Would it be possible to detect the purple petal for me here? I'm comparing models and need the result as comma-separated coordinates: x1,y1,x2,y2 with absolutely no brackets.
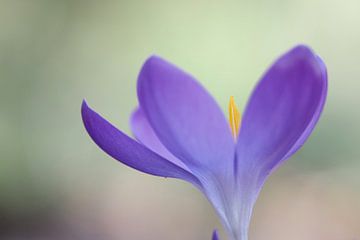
130,107,189,170
81,100,201,186
137,56,234,172
281,55,328,161
236,45,327,180
212,230,219,240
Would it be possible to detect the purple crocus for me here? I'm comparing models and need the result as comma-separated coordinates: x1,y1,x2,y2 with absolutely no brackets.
81,45,327,240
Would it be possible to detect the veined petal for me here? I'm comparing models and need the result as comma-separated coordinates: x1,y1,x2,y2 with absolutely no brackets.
281,55,328,161
137,56,234,172
81,100,201,186
236,45,327,181
130,107,189,171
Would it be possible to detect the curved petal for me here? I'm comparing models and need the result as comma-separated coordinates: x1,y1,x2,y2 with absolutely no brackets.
236,45,327,179
81,100,201,186
212,230,219,240
281,55,328,161
137,56,234,172
130,107,189,170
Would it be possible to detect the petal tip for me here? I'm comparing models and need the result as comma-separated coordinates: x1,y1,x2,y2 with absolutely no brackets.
81,99,91,119
81,99,88,109
81,99,97,132
289,44,315,59
139,55,166,86
275,44,324,78
292,44,312,51
144,55,165,68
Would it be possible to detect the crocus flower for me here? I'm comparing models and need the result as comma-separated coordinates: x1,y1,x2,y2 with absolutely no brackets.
81,45,327,240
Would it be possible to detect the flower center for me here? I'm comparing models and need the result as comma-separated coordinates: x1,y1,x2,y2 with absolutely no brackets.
228,96,241,140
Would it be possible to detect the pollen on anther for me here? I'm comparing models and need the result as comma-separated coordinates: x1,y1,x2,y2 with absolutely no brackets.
228,96,241,140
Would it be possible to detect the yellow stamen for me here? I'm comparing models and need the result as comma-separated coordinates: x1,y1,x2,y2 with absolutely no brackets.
228,96,241,140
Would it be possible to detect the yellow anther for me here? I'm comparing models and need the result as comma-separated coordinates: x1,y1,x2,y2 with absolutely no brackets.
228,96,241,140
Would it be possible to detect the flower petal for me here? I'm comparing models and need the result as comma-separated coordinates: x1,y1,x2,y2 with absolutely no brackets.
281,55,328,161
236,45,327,179
130,107,189,170
212,230,219,240
81,100,201,186
137,56,234,172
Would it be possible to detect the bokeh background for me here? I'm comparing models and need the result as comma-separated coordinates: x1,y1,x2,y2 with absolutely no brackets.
1,0,360,239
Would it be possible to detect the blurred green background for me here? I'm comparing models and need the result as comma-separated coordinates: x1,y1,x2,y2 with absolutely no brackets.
1,0,359,239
